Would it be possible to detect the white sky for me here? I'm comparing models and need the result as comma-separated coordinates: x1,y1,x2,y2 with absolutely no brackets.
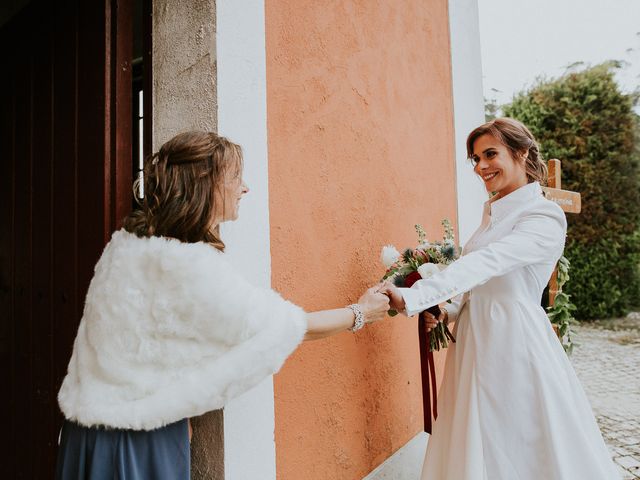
478,0,640,107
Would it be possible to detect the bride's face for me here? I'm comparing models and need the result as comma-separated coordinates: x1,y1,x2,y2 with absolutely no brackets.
471,133,528,197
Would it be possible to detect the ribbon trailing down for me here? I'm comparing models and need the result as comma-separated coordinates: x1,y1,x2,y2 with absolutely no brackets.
418,305,455,434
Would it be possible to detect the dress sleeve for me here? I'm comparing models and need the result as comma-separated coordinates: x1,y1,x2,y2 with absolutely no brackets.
399,203,567,317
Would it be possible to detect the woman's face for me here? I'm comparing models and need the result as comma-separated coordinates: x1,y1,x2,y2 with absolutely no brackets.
213,166,249,225
471,133,528,197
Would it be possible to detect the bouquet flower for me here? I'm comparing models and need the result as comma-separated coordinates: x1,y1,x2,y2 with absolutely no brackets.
380,220,460,351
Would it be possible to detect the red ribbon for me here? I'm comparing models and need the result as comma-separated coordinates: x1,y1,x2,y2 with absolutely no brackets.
418,309,440,434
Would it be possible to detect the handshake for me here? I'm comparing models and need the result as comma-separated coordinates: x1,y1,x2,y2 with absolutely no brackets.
355,281,442,332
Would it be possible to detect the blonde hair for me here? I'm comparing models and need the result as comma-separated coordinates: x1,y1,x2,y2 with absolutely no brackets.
466,117,547,185
123,131,243,251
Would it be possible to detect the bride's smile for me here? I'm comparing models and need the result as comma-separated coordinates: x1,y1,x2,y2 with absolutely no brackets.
471,133,529,198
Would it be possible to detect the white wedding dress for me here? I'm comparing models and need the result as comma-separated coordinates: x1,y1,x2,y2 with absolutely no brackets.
400,182,619,480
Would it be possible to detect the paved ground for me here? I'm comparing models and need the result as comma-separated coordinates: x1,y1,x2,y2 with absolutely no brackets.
570,312,640,480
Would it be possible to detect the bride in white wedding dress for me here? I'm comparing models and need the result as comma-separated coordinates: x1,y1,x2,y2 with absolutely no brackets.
381,118,619,480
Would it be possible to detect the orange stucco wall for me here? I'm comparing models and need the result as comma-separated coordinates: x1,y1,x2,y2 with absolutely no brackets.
265,2,457,479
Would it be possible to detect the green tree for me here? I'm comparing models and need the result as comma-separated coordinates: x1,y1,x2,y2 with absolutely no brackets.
484,96,499,122
504,63,640,319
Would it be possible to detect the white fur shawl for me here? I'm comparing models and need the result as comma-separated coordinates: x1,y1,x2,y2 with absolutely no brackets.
58,230,307,430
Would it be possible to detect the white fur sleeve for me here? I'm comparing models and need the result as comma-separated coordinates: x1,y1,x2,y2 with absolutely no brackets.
185,249,308,402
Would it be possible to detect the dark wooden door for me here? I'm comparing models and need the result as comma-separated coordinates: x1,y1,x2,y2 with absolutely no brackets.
0,0,132,477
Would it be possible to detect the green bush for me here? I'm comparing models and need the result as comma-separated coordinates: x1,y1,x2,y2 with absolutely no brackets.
503,63,640,319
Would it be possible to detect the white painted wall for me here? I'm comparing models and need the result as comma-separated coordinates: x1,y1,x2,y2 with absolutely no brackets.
448,0,487,245
216,1,276,479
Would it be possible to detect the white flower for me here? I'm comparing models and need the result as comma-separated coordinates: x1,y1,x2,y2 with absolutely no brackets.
418,262,440,279
381,245,401,268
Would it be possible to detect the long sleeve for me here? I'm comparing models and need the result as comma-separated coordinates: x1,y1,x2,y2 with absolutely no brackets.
400,202,567,317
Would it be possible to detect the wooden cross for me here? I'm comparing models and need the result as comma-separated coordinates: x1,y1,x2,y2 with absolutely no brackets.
542,159,581,308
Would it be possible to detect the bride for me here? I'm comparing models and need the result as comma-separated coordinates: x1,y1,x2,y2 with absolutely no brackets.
381,118,619,479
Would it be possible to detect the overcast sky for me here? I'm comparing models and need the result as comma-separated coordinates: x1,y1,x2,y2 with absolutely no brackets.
478,0,640,108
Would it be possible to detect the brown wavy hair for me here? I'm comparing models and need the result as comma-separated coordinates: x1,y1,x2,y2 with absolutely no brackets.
466,117,547,185
123,131,243,251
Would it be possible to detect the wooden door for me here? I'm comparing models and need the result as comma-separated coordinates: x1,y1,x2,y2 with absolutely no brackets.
0,0,132,476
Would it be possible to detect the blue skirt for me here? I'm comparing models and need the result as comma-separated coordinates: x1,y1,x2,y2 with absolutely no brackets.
55,419,190,480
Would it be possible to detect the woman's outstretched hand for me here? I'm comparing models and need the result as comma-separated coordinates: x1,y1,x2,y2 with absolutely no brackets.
377,281,406,312
357,287,391,324
303,287,390,341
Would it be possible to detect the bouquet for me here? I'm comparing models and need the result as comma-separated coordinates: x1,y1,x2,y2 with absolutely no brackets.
380,220,461,434
380,220,460,351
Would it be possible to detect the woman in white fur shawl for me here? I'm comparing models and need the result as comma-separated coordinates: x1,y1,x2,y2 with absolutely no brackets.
55,131,390,479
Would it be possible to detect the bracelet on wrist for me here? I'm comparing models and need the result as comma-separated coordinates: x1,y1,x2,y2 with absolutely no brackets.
347,304,365,332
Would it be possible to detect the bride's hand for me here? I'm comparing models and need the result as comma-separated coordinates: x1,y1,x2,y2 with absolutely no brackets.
376,281,405,312
357,288,391,324
423,310,443,331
